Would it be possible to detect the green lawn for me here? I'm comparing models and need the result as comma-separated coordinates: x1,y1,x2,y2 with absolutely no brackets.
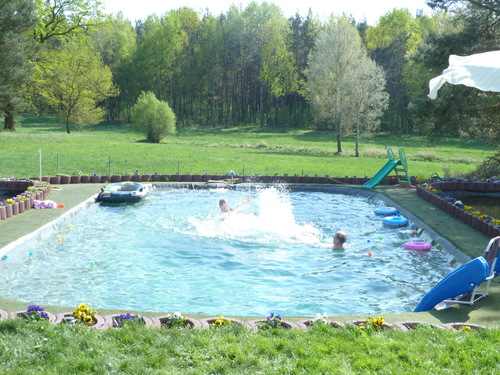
0,318,499,374
0,115,495,179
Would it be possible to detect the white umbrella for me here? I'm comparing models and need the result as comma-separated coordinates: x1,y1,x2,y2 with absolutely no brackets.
428,50,500,99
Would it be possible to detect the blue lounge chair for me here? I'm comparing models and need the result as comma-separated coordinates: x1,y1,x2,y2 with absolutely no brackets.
414,236,499,312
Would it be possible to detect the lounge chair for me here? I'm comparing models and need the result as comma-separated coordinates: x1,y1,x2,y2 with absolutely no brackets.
443,236,500,306
414,236,499,312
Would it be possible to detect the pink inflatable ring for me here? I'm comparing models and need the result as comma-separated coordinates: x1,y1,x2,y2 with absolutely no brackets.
403,241,432,251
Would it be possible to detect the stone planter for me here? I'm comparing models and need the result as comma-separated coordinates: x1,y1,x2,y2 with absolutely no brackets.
104,314,156,328
70,176,81,184
49,176,61,184
151,315,207,329
18,201,25,214
0,206,6,220
11,310,57,324
393,321,445,331
181,175,192,182
25,198,34,210
110,175,122,182
80,176,91,183
11,202,20,215
131,175,142,182
348,319,395,331
199,317,253,330
141,174,151,182
0,309,9,320
121,175,131,181
443,322,484,331
59,176,71,184
55,312,107,329
296,319,344,330
90,175,101,183
247,319,301,332
5,204,13,218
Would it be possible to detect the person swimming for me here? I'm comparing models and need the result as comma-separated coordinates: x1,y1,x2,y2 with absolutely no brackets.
333,231,346,249
219,195,253,218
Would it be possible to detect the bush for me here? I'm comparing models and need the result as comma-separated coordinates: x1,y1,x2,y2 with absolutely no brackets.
132,91,176,143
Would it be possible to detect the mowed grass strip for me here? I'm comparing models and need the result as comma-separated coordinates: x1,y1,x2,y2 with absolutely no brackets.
0,115,494,178
0,319,499,374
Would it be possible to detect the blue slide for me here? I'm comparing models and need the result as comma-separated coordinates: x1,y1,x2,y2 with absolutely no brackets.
413,257,489,312
361,159,401,189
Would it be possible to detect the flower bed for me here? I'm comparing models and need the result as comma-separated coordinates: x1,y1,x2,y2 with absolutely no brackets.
151,313,207,329
104,313,155,328
0,180,50,221
417,182,500,238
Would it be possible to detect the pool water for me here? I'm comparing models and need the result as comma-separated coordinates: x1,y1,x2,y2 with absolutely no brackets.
0,187,455,316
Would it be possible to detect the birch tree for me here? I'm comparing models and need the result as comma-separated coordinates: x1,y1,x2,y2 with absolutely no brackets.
306,17,388,154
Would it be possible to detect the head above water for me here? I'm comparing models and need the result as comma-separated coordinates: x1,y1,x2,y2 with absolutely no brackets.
333,231,346,249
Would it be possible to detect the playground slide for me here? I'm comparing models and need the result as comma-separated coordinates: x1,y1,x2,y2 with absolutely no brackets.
413,257,489,312
361,160,401,189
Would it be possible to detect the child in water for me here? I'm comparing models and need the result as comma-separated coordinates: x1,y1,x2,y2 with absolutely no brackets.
219,195,253,217
333,231,346,249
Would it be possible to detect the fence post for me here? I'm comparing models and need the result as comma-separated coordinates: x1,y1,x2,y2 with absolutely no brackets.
56,153,59,175
108,157,111,174
38,149,42,179
178,161,180,174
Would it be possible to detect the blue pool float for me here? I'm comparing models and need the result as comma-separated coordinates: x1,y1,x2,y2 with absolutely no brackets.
373,207,398,216
382,216,408,227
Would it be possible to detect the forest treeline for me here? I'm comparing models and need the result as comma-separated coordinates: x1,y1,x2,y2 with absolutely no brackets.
0,0,498,144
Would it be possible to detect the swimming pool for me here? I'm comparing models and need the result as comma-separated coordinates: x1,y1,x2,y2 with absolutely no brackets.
0,186,455,316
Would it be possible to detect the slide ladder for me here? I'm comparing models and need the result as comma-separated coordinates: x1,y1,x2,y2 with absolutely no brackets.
394,148,411,186
361,147,412,189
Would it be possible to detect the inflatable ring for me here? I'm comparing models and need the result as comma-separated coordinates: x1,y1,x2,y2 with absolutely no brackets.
374,207,398,216
382,216,408,227
403,242,432,251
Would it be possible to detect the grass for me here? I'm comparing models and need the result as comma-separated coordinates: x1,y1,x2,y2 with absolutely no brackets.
2,115,499,372
1,319,499,374
0,115,496,179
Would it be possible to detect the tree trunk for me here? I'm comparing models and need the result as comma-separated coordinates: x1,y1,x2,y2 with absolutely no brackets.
3,103,15,131
355,123,360,157
336,133,342,153
259,85,264,127
66,118,71,133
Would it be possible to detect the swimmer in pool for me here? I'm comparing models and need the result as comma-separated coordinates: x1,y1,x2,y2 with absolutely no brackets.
219,195,253,214
333,231,346,249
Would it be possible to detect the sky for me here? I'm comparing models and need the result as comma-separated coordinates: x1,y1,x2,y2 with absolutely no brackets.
102,0,433,25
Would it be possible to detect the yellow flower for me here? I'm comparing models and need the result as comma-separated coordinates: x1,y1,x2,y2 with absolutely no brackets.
215,318,222,326
464,206,473,211
372,317,384,327
6,199,14,204
77,303,87,311
461,326,472,334
83,315,93,324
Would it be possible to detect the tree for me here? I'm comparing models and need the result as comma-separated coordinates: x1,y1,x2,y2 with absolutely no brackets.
132,91,176,143
0,0,35,130
35,39,118,133
34,0,105,43
306,17,388,153
413,1,499,140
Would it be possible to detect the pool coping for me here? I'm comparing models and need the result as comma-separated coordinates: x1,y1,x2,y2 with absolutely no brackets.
1,182,499,327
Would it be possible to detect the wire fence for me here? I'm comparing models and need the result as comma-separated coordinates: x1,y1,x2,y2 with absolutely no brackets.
0,154,276,179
